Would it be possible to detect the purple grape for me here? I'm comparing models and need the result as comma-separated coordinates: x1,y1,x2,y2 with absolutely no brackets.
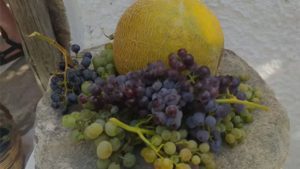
205,116,217,128
205,100,217,112
82,69,93,80
196,130,210,142
152,81,162,91
67,93,78,104
192,112,205,125
177,48,187,58
198,91,211,104
153,112,167,124
51,93,61,102
165,105,178,118
83,52,92,59
215,104,231,118
51,102,60,109
164,93,180,106
182,54,194,67
71,44,80,53
182,92,194,102
186,117,198,129
210,139,222,153
236,91,247,100
81,57,91,68
163,79,176,89
196,66,210,78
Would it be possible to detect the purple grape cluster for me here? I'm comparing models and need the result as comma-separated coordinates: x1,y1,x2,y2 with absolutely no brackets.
50,44,98,113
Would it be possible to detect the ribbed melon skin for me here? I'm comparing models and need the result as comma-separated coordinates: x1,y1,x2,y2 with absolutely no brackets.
113,0,224,74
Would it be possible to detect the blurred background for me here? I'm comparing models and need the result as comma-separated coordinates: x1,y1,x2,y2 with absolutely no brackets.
63,0,299,168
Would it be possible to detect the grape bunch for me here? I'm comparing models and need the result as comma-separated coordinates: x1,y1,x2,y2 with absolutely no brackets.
140,126,217,169
57,46,267,169
93,44,116,79
50,44,118,114
63,108,140,169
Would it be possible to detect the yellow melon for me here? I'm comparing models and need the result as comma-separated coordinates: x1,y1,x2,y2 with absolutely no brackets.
113,0,224,74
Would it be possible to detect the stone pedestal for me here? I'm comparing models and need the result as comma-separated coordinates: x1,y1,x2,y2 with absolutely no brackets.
34,49,290,169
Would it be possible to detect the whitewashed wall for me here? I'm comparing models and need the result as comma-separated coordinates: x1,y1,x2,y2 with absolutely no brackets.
63,0,300,168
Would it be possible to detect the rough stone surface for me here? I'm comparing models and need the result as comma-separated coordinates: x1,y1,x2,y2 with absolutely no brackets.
35,49,290,169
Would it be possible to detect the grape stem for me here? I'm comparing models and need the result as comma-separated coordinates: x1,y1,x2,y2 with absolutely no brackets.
29,32,73,97
109,118,163,158
216,97,269,111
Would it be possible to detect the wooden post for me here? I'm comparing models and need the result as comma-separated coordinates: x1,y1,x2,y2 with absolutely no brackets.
6,0,64,91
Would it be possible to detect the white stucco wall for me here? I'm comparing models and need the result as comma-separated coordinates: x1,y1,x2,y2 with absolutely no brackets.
63,0,300,168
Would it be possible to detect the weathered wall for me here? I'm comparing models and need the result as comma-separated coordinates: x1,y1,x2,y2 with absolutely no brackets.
63,1,300,168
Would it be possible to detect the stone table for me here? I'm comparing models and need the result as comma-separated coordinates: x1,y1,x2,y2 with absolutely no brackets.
34,49,290,169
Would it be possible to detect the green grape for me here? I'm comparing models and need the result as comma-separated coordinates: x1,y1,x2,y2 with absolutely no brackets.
84,123,103,139
179,148,192,162
233,115,242,123
110,137,121,152
253,89,262,98
161,130,172,141
94,134,109,146
122,153,136,168
176,163,191,169
97,141,113,160
225,133,236,145
163,142,176,155
93,54,108,68
191,155,201,165
224,121,234,132
231,128,242,140
239,74,250,82
238,83,249,93
105,43,113,50
200,154,212,165
62,115,76,128
81,81,92,95
107,162,120,169
71,130,84,141
105,50,114,63
223,112,235,122
205,160,216,169
151,135,163,146
216,123,226,132
97,67,106,75
245,90,253,100
105,121,121,137
154,158,173,169
156,126,166,134
236,123,244,129
170,155,180,163
170,131,181,142
96,159,110,169
82,102,95,110
239,129,246,141
241,112,254,123
95,118,106,127
105,63,115,74
199,143,210,153
251,97,260,103
179,129,188,139
71,111,81,120
141,147,157,163
186,140,198,152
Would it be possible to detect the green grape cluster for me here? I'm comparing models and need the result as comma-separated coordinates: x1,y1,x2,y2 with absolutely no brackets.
139,126,217,169
93,44,116,79
63,107,139,169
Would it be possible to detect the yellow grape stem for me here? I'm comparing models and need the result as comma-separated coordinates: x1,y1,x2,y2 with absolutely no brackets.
29,32,73,96
109,118,163,158
216,98,269,111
